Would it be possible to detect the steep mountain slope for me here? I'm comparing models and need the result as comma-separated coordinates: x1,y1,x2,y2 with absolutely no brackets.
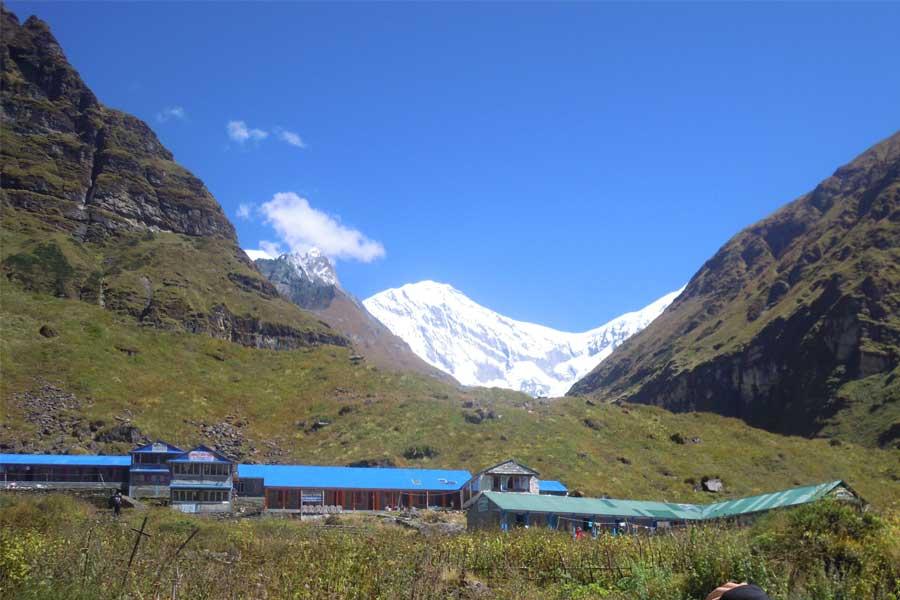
254,251,453,380
0,8,343,349
364,281,683,396
570,132,900,448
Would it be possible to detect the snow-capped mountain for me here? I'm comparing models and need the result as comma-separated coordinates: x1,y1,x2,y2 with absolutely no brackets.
252,248,339,310
363,282,684,397
285,248,338,287
249,249,454,381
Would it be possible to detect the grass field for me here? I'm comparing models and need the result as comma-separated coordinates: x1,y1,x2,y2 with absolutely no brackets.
2,281,899,510
0,494,897,599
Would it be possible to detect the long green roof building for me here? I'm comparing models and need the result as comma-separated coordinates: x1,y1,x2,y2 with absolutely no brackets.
467,478,862,532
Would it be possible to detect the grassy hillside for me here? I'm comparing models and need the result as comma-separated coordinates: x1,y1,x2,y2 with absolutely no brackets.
571,131,900,448
1,8,343,350
2,280,898,509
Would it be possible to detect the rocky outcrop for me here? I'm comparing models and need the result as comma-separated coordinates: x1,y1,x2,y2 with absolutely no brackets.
1,9,234,240
1,8,347,351
570,132,900,446
254,251,455,380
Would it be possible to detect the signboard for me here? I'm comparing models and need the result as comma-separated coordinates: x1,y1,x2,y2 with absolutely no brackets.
187,451,216,462
151,443,168,453
301,491,324,504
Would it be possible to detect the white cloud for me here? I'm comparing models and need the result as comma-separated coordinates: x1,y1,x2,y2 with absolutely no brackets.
244,248,273,261
259,240,282,257
227,120,268,143
156,106,186,123
260,192,385,263
243,240,282,261
276,128,306,148
236,203,253,219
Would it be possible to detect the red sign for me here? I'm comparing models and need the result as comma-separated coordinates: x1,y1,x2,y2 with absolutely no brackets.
187,451,216,462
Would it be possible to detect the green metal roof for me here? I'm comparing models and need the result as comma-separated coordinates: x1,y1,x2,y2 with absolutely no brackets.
481,492,706,521
480,480,850,522
700,480,845,519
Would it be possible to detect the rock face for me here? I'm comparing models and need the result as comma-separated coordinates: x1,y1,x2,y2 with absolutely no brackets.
1,8,346,351
570,132,900,447
1,11,233,240
254,250,454,380
256,249,339,310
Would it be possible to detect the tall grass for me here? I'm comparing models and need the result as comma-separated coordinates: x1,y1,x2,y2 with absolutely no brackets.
1,494,897,599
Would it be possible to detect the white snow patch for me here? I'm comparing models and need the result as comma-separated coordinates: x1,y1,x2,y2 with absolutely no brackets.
363,281,684,397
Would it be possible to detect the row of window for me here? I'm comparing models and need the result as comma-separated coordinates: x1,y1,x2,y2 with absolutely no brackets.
131,473,168,485
171,490,229,503
170,462,231,477
132,453,172,465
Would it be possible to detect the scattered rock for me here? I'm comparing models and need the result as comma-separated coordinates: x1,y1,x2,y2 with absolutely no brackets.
402,445,439,460
585,399,596,407
583,418,603,431
617,456,631,465
39,325,58,338
701,477,724,493
115,345,139,356
306,419,331,433
196,421,247,459
463,411,483,425
95,423,143,444
462,407,499,425
690,436,702,444
670,432,686,445
338,405,354,416
346,458,396,468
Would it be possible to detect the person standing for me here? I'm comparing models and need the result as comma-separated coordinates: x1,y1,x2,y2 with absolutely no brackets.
112,491,122,517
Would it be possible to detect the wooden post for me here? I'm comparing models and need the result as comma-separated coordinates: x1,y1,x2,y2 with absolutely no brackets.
121,516,151,590
425,491,429,509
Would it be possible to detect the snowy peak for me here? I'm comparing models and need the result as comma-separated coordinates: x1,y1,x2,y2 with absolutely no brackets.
363,282,684,397
285,248,339,287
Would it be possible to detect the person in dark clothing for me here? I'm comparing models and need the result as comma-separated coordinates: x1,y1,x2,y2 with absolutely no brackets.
706,582,770,600
112,491,122,517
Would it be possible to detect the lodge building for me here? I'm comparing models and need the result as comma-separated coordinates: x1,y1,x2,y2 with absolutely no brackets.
0,448,860,526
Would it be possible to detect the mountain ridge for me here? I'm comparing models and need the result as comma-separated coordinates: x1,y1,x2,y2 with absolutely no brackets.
254,251,454,380
364,280,682,396
569,131,900,447
1,7,346,351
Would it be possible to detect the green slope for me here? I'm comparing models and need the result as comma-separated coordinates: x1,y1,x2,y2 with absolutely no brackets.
571,132,900,448
2,281,897,510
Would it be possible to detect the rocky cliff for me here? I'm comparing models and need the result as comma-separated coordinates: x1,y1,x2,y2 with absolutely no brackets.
0,8,346,350
255,250,454,380
570,132,900,447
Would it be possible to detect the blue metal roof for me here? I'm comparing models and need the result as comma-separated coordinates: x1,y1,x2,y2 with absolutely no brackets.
169,445,232,464
539,480,568,493
0,453,130,467
238,464,472,491
131,441,184,454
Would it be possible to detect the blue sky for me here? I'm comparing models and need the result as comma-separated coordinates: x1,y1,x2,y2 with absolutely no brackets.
10,2,900,331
